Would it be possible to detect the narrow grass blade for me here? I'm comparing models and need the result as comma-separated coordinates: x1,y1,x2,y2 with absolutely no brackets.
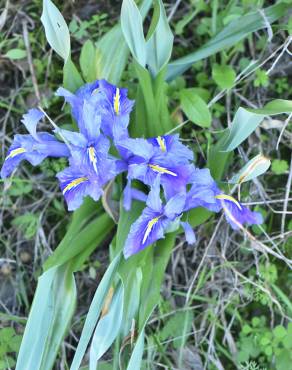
16,264,76,370
70,252,122,370
166,3,288,80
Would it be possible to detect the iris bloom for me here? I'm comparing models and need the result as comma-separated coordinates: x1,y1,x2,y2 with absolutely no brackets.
118,135,194,208
185,168,263,230
57,158,116,211
56,79,134,141
214,194,263,230
1,109,69,178
124,177,195,258
55,98,113,176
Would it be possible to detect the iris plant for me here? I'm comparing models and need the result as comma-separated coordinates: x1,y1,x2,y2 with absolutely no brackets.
1,80,263,258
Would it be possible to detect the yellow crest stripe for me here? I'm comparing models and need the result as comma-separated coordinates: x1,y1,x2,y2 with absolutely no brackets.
142,217,160,244
114,88,120,115
6,147,26,160
215,194,242,210
156,136,166,152
63,177,88,195
149,164,177,177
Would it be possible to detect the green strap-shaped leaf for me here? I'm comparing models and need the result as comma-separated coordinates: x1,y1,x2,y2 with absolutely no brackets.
221,107,265,152
16,264,76,370
229,154,271,184
44,212,114,270
146,0,174,76
41,0,71,61
89,282,124,370
126,328,145,370
219,100,292,152
95,0,152,84
247,99,292,115
166,3,288,81
121,0,147,67
70,252,122,370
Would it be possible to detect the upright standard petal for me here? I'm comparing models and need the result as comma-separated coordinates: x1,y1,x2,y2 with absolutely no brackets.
148,134,193,163
185,168,222,212
181,221,196,244
21,108,44,140
98,80,134,140
146,176,162,212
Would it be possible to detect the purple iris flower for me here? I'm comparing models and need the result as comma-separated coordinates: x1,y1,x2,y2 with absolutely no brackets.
147,134,193,164
185,168,263,230
124,177,194,258
98,80,134,141
56,157,116,211
185,168,222,213
56,79,134,141
55,98,113,176
1,109,69,178
117,136,194,209
214,194,263,230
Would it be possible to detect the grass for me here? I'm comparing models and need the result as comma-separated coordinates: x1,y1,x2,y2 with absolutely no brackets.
0,0,291,369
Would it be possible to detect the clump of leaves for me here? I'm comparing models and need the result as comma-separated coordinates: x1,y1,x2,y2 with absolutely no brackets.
0,327,22,370
237,318,292,370
271,159,289,175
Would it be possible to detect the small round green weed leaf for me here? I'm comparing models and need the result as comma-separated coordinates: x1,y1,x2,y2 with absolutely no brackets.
212,64,236,89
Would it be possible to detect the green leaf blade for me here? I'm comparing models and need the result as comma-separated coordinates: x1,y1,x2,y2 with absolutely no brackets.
180,89,211,128
41,0,71,61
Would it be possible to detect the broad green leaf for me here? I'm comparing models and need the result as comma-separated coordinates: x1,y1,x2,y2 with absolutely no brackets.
139,233,176,328
229,154,271,184
248,99,292,115
89,282,124,370
185,207,212,229
63,58,84,92
4,49,26,60
121,0,146,67
221,107,265,151
44,212,113,270
16,264,76,370
41,0,71,61
120,268,143,337
80,40,96,82
146,0,174,76
212,64,236,89
127,329,145,370
95,0,152,84
166,3,288,80
180,89,211,128
207,130,233,180
95,25,129,84
70,252,122,370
